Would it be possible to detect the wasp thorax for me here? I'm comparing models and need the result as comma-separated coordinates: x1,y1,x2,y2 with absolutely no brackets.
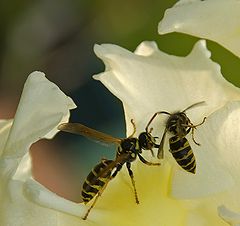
138,132,156,150
166,112,189,136
120,138,139,153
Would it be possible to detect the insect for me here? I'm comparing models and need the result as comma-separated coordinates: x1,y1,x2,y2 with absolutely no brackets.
58,119,160,220
146,101,206,174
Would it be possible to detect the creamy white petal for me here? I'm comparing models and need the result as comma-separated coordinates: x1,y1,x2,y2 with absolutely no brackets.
158,0,240,58
1,177,90,226
171,101,240,200
218,205,240,226
93,41,240,206
2,71,76,158
134,41,159,56
0,72,82,226
94,40,240,135
0,120,12,156
23,179,87,217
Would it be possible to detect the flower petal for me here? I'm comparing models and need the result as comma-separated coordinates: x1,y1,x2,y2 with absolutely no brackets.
218,205,240,226
94,40,240,136
171,101,240,199
23,178,87,218
2,71,76,158
1,177,88,226
94,41,240,206
158,0,240,58
0,120,12,156
0,72,83,226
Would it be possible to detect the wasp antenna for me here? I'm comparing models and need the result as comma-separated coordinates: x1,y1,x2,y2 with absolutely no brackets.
146,111,170,132
183,101,206,112
129,119,136,137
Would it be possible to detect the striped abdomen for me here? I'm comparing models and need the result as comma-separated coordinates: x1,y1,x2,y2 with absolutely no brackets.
81,159,114,203
169,135,196,174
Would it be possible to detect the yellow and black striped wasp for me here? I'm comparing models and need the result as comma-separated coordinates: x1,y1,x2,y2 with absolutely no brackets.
146,102,206,174
58,119,160,220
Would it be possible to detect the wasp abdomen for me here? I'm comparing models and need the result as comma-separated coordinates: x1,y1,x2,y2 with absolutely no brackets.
169,136,196,174
82,159,114,203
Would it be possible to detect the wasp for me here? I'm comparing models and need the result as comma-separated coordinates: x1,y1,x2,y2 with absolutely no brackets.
146,101,206,174
58,119,160,220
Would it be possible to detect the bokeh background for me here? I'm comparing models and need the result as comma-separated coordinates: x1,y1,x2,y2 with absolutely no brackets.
1,0,240,202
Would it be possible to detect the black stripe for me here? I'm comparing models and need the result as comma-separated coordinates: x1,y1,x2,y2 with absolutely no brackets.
169,136,187,151
92,159,113,174
176,154,194,166
182,160,196,173
171,146,192,159
86,171,97,183
83,184,99,194
82,191,94,202
82,179,103,190
94,178,106,186
86,161,113,182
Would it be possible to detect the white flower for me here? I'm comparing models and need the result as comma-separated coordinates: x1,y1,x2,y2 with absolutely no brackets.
92,39,240,225
2,1,240,225
0,71,94,226
157,0,240,224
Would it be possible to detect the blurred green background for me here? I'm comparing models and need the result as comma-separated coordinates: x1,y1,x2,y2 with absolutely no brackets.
1,0,240,202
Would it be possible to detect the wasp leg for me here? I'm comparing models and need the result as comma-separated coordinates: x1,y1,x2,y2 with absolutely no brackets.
150,149,155,157
191,127,200,146
194,116,207,127
182,117,207,146
138,154,161,166
126,162,139,204
111,163,122,178
128,119,137,138
191,117,206,145
82,178,111,220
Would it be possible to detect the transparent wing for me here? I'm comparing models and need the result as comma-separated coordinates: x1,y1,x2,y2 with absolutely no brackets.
157,128,167,159
58,123,122,144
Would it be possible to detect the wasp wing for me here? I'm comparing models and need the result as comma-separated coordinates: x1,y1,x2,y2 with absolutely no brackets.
58,123,122,145
157,128,167,159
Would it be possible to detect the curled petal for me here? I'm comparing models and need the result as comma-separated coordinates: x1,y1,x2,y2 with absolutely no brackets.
2,71,76,159
23,178,87,217
158,0,240,58
0,72,80,226
218,205,240,226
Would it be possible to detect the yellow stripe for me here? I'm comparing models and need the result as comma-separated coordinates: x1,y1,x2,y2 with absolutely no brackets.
175,150,193,161
180,156,195,167
82,191,97,197
99,177,110,183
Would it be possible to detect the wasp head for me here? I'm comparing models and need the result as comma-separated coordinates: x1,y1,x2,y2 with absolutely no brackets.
138,132,158,150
